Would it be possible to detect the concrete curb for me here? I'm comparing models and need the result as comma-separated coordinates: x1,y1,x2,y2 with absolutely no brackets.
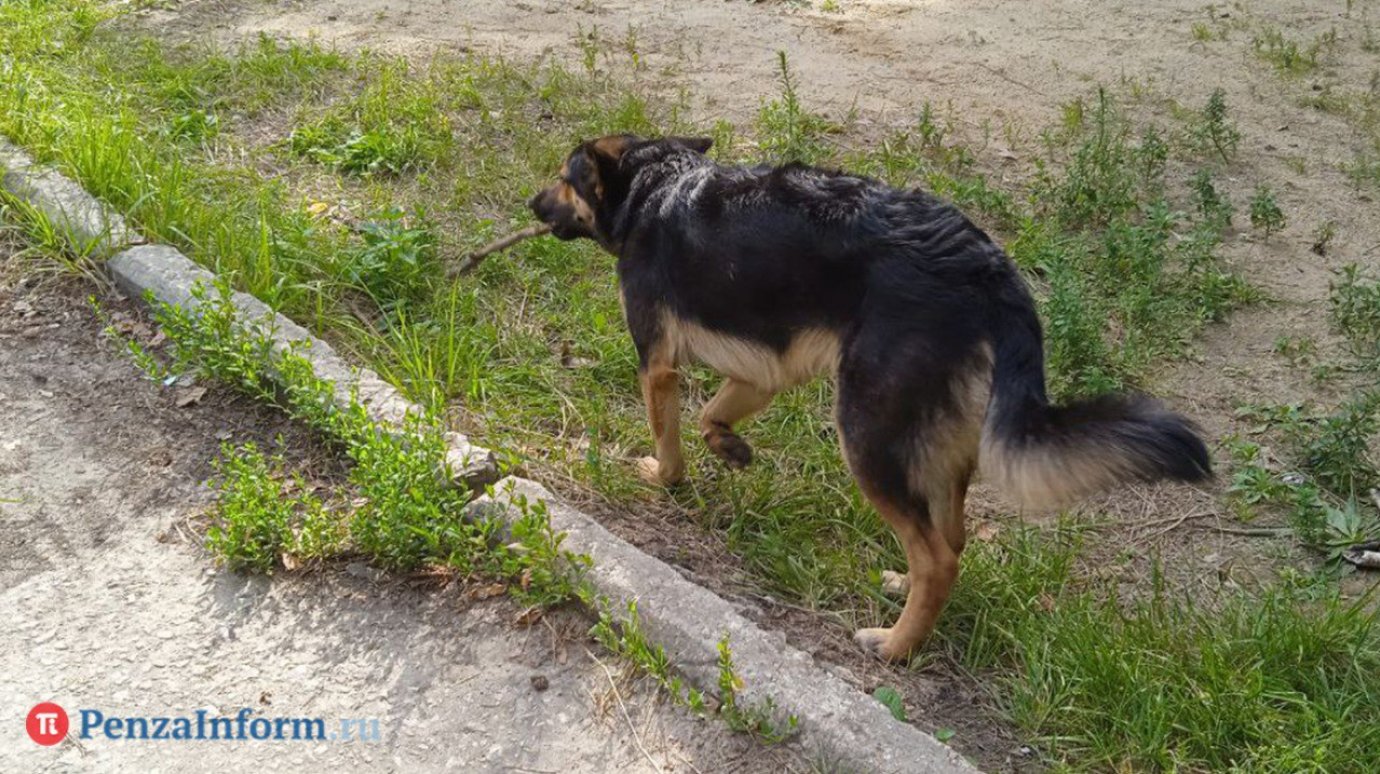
103,244,501,491
0,138,143,257
478,478,977,773
1,137,977,773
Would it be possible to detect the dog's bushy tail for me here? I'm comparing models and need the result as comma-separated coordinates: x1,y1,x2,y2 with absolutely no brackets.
979,279,1211,510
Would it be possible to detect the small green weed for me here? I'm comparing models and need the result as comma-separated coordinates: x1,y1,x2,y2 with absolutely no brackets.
205,442,339,572
335,209,437,310
1331,264,1380,369
871,685,906,722
716,636,799,743
589,597,708,715
1187,89,1240,162
1252,27,1320,75
1248,185,1286,236
756,50,835,164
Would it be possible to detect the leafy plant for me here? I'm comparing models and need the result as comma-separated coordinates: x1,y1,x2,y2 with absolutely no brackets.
335,209,437,309
1249,185,1286,236
1189,89,1241,162
716,636,798,743
1331,264,1380,369
205,442,307,572
756,50,834,164
872,685,906,722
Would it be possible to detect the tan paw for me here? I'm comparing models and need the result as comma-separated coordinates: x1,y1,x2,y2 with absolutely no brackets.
636,456,684,486
880,570,910,596
853,626,912,663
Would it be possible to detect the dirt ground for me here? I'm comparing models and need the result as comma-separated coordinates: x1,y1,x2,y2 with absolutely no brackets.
0,253,796,772
123,0,1380,769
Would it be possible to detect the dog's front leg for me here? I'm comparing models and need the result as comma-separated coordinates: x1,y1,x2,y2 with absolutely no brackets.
637,362,685,486
700,378,773,469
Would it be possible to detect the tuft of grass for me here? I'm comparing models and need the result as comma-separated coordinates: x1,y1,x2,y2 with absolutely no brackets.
288,59,453,175
1248,185,1286,236
756,50,836,164
1252,26,1321,75
1331,264,1380,369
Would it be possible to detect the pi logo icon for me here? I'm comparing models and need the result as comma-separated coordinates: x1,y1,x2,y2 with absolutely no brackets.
26,702,69,746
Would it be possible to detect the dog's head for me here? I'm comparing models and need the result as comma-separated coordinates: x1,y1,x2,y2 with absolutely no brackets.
528,134,713,243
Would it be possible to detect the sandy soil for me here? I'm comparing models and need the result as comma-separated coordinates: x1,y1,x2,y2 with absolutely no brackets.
0,263,794,772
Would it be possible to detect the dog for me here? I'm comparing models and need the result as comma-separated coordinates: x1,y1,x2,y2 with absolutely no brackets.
529,134,1211,662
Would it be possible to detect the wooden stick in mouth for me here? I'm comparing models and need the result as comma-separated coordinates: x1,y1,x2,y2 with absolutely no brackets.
446,223,552,278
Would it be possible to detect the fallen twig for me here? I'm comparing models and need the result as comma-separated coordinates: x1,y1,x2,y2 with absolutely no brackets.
1342,542,1380,570
446,223,552,278
1196,524,1293,538
1135,509,1220,541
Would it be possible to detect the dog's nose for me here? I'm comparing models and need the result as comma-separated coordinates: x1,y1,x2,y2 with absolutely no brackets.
527,192,543,213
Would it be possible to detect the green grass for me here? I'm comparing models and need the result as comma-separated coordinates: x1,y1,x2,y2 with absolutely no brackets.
1252,27,1324,76
944,527,1380,772
3,2,1378,770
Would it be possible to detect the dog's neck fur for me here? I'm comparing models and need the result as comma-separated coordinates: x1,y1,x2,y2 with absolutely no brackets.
602,146,720,252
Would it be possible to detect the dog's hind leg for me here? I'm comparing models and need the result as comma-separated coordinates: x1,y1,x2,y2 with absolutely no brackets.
637,360,686,486
836,320,986,661
699,378,773,469
851,490,959,662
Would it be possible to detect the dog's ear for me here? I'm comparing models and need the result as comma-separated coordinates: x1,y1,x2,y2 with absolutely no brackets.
589,134,637,162
584,134,640,198
669,136,713,154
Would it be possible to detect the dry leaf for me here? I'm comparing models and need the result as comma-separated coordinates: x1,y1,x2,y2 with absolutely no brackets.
176,386,208,407
974,522,1000,542
514,606,544,627
470,582,506,600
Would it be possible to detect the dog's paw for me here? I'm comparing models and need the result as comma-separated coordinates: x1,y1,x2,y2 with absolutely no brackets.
880,570,909,596
706,431,753,469
636,456,684,487
853,627,912,663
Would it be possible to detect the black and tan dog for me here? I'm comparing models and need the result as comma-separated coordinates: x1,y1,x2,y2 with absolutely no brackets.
529,135,1211,662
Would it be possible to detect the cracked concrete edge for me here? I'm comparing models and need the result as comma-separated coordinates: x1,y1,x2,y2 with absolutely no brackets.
0,136,144,258
103,244,500,490
3,134,976,773
474,477,979,774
